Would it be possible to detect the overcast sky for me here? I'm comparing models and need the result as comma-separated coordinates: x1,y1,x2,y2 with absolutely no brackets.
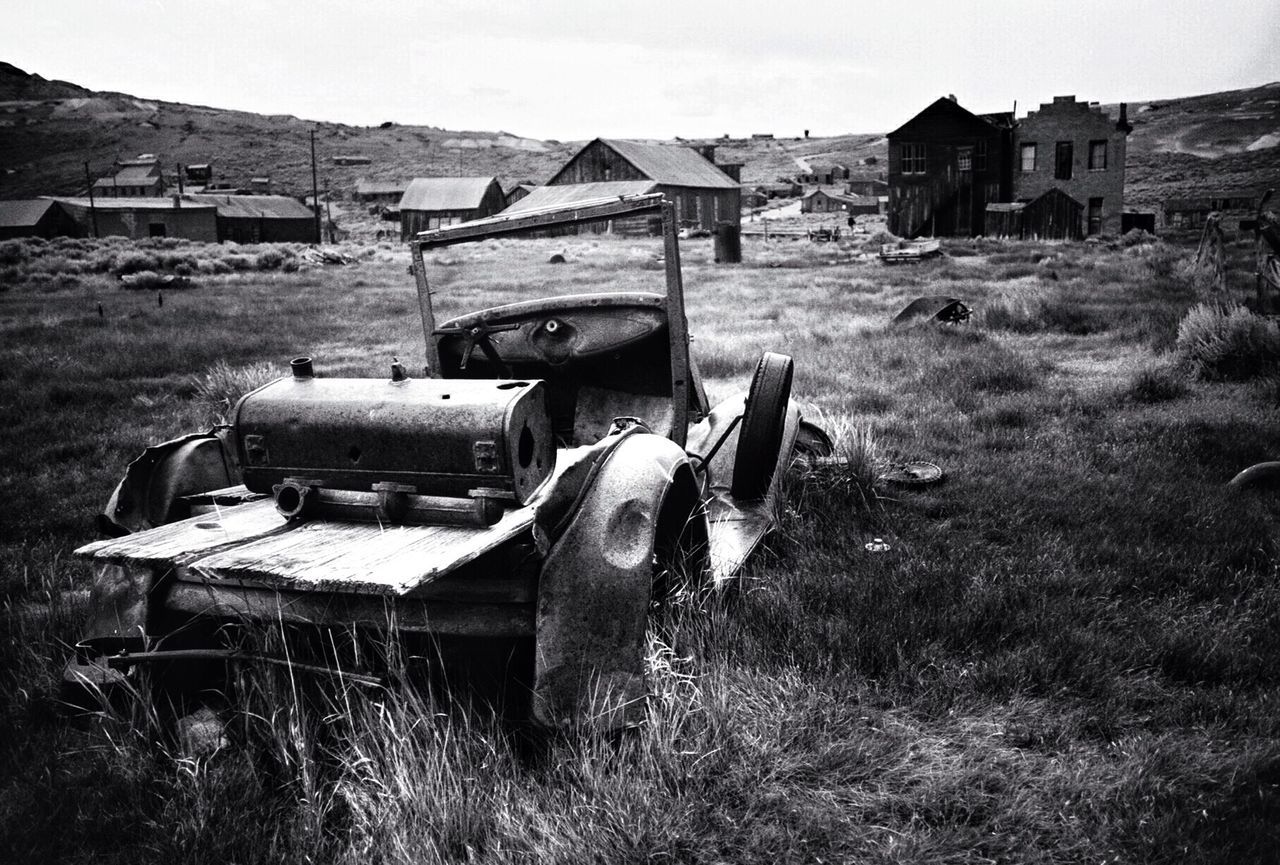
6,1,1278,140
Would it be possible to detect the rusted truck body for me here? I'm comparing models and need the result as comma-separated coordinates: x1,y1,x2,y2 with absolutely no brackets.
68,194,827,728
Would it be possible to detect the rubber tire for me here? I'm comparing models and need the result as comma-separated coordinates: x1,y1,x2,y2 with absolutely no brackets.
731,352,794,500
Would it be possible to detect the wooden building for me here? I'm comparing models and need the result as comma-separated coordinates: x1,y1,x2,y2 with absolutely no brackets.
545,138,740,231
800,188,878,215
503,183,538,208
846,179,888,197
1163,191,1258,230
985,188,1083,240
1013,96,1131,236
354,179,408,205
185,194,317,243
887,97,1014,238
0,199,77,240
92,164,165,198
398,177,506,239
55,197,218,241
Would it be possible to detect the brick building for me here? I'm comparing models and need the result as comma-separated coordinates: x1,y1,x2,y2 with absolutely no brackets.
1012,96,1131,236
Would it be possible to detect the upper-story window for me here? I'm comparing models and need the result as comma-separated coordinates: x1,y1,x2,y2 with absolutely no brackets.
900,143,926,174
1020,142,1037,172
1055,141,1074,180
1088,140,1108,170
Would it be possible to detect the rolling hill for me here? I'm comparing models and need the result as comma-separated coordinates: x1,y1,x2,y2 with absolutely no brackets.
2,61,1277,214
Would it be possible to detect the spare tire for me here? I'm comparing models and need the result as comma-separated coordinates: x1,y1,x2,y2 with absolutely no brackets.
731,352,794,500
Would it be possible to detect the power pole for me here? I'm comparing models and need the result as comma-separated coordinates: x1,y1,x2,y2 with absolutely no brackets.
83,162,99,238
310,127,321,244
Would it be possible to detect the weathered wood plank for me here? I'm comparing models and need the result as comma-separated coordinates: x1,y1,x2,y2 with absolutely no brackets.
186,506,535,595
76,499,291,566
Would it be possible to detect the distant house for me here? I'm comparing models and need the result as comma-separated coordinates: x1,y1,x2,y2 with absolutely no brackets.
802,188,881,216
0,199,77,239
806,164,850,185
886,96,1015,238
54,197,218,241
501,181,660,235
92,159,165,198
846,178,888,197
250,177,273,195
333,155,372,166
398,177,506,239
1013,96,1131,236
184,164,213,186
354,179,408,205
185,194,316,243
985,188,1084,240
545,138,740,230
1163,191,1259,229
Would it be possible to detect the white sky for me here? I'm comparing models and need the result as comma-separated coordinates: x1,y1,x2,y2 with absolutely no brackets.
5,1,1278,139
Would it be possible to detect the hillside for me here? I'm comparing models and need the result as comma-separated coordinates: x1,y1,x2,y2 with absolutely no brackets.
1,61,1278,214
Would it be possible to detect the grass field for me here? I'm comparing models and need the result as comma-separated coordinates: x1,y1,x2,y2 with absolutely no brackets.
2,230,1279,863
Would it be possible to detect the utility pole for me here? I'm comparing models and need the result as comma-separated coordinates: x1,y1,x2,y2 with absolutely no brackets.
324,178,334,243
310,127,321,244
175,162,184,194
83,162,99,238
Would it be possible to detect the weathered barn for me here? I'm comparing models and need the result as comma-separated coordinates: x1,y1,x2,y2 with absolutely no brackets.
398,177,506,240
354,179,408,205
0,199,77,239
985,188,1083,240
500,181,660,235
1013,96,1130,236
55,197,218,241
185,194,317,243
887,97,1014,238
545,139,740,231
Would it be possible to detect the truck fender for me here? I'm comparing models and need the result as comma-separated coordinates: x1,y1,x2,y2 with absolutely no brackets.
99,429,236,536
532,432,705,728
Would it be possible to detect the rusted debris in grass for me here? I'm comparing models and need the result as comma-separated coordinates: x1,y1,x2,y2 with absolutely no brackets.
891,295,971,327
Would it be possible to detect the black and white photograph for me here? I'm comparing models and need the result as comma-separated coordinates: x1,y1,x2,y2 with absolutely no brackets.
2,2,1279,861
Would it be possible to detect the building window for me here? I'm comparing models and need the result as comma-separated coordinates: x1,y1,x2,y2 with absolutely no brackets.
1088,140,1107,170
976,140,988,171
1087,197,1103,235
900,143,925,174
1020,143,1037,172
957,148,972,172
1055,142,1074,180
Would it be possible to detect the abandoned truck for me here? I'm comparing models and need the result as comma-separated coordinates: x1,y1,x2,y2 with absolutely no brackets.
67,194,830,728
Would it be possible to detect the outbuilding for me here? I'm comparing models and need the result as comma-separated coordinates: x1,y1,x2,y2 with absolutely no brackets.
185,194,317,243
0,199,77,240
398,177,506,240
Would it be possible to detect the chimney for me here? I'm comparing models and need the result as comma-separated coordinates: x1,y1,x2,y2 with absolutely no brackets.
696,144,717,164
947,94,957,102
1117,102,1132,133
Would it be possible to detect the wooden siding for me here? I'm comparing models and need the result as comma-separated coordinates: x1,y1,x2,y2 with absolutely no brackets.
400,182,506,240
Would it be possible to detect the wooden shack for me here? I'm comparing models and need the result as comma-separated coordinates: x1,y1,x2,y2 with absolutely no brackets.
887,97,1014,238
398,177,506,240
185,194,317,243
0,199,77,240
545,139,740,231
985,188,1083,240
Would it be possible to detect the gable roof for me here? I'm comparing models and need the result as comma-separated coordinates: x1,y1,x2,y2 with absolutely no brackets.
399,177,499,212
184,194,315,219
0,199,58,227
887,97,1006,139
93,165,162,188
555,139,738,189
502,181,658,214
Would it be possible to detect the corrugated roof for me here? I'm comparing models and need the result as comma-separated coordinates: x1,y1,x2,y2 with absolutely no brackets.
596,139,738,189
502,181,658,214
184,194,315,219
399,177,499,212
0,199,57,227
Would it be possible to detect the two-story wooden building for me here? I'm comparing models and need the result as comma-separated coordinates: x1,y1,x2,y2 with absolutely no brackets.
886,97,1015,238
